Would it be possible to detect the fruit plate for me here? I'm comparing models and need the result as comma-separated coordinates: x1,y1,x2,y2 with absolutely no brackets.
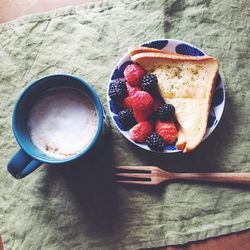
107,39,225,153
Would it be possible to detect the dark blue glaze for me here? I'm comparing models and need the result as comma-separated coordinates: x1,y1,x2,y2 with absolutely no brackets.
215,74,222,88
176,43,204,56
111,67,121,80
142,40,168,49
7,149,41,179
212,88,224,106
109,100,124,114
165,144,177,151
207,114,217,128
113,115,128,131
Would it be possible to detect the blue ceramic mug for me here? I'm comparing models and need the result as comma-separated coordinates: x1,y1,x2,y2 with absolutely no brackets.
7,74,108,179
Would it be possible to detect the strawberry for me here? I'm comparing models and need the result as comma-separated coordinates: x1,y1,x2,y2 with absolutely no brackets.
155,121,178,144
129,121,153,143
131,91,153,122
124,64,145,87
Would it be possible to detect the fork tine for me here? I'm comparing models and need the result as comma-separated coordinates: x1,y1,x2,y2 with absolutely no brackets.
115,172,151,179
116,180,153,185
115,166,154,171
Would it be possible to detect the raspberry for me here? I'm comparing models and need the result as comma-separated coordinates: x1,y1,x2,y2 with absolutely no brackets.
108,79,127,101
156,104,175,121
126,83,140,96
132,91,153,110
129,121,153,143
118,109,137,130
141,73,158,96
122,83,140,108
145,132,166,152
155,121,178,144
124,64,145,87
133,108,152,123
122,96,134,108
131,91,153,122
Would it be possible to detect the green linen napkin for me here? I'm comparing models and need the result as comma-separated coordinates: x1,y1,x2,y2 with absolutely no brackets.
0,0,249,249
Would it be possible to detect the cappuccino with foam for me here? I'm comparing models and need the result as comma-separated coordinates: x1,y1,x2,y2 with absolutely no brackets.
28,88,98,159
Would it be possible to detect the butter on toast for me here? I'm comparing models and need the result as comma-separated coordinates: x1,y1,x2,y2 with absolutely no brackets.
131,51,219,152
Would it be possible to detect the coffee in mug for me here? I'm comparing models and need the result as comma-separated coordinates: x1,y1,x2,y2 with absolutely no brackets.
28,88,98,159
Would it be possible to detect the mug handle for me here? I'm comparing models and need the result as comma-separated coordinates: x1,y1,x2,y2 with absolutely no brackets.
7,149,42,179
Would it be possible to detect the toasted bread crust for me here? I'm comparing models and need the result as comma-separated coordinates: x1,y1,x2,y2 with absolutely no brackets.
175,125,186,151
131,52,217,63
129,46,176,56
130,49,219,152
129,46,216,61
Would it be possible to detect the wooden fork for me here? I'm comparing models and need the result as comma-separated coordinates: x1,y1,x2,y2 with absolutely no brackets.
115,166,250,186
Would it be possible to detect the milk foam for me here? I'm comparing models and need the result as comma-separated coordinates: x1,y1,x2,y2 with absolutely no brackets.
28,88,98,159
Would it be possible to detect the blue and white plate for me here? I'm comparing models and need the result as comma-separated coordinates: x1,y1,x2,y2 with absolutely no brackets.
107,39,225,153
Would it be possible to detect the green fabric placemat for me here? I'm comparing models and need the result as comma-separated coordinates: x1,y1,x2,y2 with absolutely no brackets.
0,0,249,249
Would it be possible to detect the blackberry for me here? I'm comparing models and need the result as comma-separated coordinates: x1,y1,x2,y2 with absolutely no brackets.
145,132,166,152
108,80,127,101
156,104,175,121
141,74,158,95
118,109,137,130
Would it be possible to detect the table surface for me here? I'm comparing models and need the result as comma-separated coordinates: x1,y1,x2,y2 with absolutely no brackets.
0,0,249,249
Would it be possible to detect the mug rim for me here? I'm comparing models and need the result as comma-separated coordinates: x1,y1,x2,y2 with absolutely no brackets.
12,74,103,164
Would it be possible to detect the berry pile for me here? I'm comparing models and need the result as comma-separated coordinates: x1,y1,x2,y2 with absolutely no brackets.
109,63,178,152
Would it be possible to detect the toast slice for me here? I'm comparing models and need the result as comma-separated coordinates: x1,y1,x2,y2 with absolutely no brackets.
131,51,219,152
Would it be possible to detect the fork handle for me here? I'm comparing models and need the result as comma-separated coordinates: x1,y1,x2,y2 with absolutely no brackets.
171,173,250,184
